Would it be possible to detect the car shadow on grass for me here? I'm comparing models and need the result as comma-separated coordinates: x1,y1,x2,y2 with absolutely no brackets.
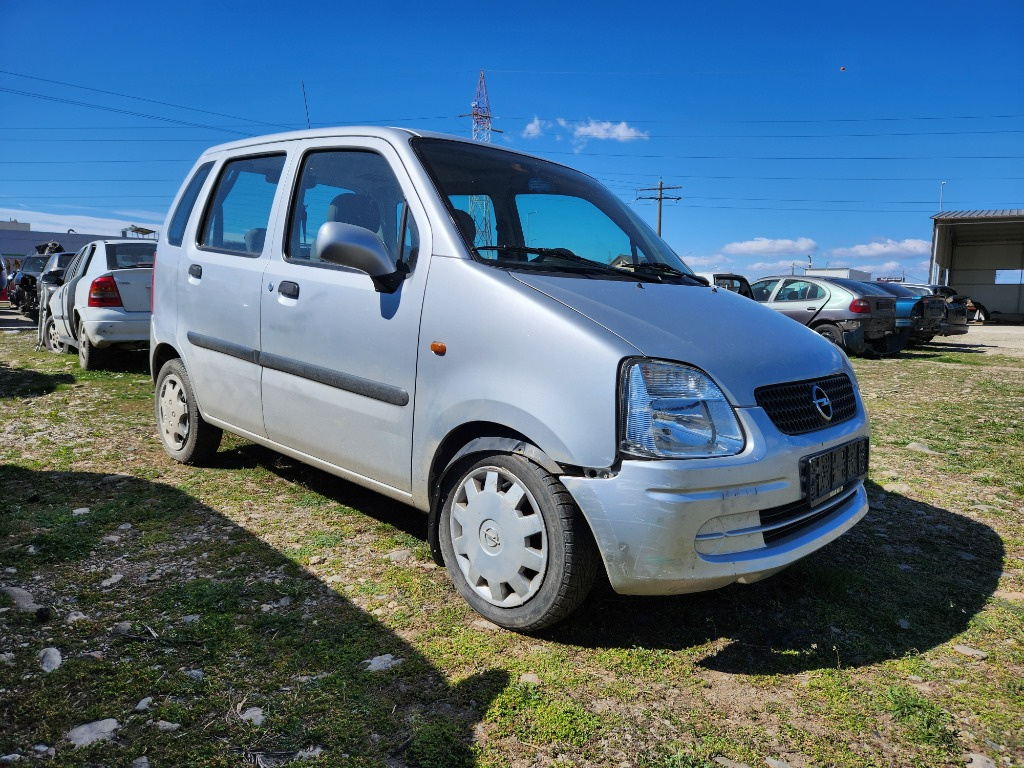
200,446,1004,675
0,360,75,398
0,466,505,767
550,479,1003,673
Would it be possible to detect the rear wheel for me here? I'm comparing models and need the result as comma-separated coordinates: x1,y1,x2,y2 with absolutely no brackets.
77,318,105,370
438,452,598,632
155,358,223,465
815,323,844,347
43,315,67,354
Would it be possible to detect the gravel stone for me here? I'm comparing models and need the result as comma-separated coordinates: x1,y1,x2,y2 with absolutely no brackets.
65,611,88,624
135,697,153,712
0,586,41,613
100,574,123,587
156,720,180,731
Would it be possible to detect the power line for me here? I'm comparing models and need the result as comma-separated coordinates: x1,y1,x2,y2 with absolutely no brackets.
0,69,293,130
0,87,254,135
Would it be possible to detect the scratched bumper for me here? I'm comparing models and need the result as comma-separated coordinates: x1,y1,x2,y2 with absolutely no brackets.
561,407,870,595
83,311,151,349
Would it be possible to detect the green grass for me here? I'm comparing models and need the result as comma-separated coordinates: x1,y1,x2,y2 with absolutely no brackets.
2,330,1023,767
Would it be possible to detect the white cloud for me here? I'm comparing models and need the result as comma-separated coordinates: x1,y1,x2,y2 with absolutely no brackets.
0,207,159,237
829,238,930,259
680,254,732,268
522,116,546,139
747,259,811,276
573,119,648,143
721,237,817,256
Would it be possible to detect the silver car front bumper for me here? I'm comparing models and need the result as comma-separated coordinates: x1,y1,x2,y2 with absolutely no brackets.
561,407,870,595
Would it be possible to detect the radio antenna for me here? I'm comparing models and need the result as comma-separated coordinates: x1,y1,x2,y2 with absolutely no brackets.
301,81,311,129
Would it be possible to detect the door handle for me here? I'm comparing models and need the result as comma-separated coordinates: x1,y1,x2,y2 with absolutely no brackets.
806,306,817,311
188,264,202,279
278,281,300,300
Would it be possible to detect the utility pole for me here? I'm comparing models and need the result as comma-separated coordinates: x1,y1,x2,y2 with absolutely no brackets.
636,178,682,236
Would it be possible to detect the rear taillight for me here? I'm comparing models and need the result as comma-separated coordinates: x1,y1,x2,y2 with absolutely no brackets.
88,275,123,308
849,298,871,314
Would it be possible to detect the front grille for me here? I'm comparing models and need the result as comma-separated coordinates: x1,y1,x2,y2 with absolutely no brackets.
759,489,853,545
755,374,857,435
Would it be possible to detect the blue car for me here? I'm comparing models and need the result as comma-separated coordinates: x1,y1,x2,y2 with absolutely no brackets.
866,281,946,346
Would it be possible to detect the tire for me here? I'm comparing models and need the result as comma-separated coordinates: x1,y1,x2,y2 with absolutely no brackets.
77,318,105,370
42,315,68,354
155,358,223,465
438,452,598,632
814,323,844,346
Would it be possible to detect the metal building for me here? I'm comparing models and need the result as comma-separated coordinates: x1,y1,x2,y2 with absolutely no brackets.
930,210,1024,322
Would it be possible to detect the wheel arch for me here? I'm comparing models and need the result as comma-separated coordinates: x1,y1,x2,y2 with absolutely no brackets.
151,343,181,383
425,421,581,565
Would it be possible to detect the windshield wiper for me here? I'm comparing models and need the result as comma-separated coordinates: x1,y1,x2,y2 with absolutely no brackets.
474,245,626,272
617,262,703,284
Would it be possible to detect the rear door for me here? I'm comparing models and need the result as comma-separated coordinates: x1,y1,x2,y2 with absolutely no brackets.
53,244,97,338
767,278,829,326
177,151,289,439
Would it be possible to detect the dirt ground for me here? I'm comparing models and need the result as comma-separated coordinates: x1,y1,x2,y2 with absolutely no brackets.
956,323,1024,357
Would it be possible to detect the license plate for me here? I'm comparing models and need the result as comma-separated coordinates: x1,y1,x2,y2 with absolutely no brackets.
802,438,869,507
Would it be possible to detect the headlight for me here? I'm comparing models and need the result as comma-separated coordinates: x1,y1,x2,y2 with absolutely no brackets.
620,359,744,458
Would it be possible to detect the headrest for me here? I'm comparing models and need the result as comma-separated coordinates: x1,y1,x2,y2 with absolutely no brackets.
452,209,476,245
327,193,381,232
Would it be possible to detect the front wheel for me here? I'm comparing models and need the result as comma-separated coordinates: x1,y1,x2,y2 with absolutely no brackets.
155,358,223,465
438,452,598,632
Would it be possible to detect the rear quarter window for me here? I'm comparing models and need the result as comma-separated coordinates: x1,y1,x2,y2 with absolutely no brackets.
167,162,214,247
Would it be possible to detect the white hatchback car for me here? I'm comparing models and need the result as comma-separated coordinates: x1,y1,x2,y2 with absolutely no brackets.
48,239,156,369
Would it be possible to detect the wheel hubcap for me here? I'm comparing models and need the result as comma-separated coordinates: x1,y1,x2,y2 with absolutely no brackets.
450,466,548,608
158,374,190,450
46,322,60,350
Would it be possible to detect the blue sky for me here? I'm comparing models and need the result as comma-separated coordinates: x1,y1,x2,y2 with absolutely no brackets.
2,0,1022,281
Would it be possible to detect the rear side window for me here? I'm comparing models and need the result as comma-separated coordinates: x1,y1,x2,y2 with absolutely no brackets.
200,154,286,256
167,162,213,247
106,242,157,270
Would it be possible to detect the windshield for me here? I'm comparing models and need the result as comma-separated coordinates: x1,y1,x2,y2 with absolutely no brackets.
412,138,698,283
870,281,917,297
20,256,48,274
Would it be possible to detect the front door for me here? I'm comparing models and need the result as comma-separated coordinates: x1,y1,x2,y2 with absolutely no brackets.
259,140,430,493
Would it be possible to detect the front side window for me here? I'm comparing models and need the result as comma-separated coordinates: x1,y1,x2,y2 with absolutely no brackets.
200,154,286,256
413,138,699,284
286,149,418,268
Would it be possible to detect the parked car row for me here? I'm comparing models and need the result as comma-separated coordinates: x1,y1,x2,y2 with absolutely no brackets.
746,275,970,357
36,239,155,369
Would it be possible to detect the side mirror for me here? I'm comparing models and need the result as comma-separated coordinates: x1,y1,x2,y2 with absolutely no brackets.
40,272,62,285
314,222,407,293
693,275,710,286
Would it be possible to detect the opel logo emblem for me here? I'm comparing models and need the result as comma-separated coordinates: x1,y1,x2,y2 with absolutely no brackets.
811,385,833,421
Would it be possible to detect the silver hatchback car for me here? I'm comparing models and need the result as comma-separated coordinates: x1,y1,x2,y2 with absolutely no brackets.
152,128,870,631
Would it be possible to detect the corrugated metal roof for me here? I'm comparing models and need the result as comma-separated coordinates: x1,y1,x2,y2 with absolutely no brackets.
932,209,1024,221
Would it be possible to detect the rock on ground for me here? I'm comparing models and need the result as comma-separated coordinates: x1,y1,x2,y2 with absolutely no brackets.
361,654,403,672
67,719,119,747
239,706,265,726
0,586,41,613
38,647,62,673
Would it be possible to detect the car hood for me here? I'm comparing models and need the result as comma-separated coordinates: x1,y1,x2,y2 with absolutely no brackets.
511,273,851,407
